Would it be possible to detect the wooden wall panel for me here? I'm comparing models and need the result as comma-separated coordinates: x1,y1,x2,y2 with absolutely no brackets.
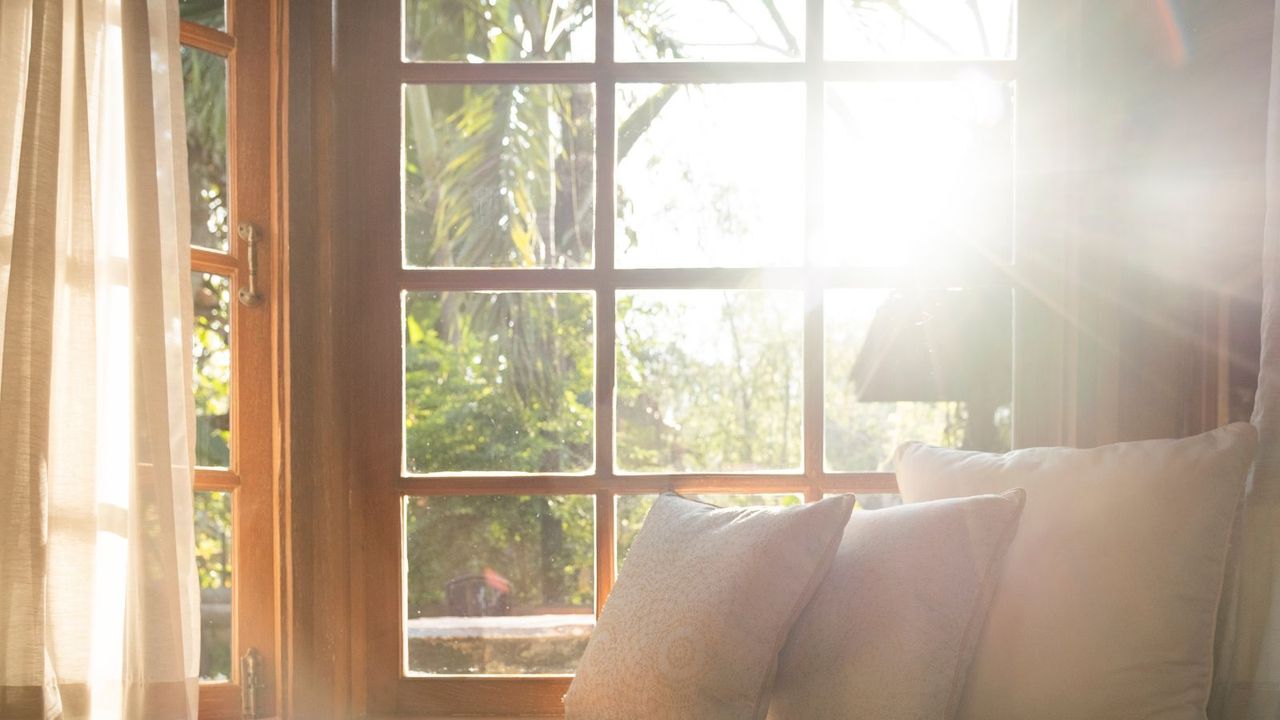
1071,0,1271,446
282,0,359,717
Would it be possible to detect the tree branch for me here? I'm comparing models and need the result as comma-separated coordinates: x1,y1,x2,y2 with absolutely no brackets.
617,85,681,163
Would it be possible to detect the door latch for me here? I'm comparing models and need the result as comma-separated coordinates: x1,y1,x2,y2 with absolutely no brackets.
241,647,266,718
237,223,265,307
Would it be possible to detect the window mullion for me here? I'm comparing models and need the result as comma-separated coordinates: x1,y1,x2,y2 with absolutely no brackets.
394,61,1017,85
595,0,618,619
803,0,826,486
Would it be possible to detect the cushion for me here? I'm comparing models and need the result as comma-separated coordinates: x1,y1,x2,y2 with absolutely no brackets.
894,422,1257,720
768,490,1026,720
563,492,855,720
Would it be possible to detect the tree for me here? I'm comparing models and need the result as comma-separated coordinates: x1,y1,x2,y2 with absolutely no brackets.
393,0,1013,675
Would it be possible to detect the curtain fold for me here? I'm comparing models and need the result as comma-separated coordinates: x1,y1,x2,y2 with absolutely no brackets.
0,0,200,718
1212,3,1280,718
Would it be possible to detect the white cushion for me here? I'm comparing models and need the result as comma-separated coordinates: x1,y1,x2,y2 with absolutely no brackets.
563,492,854,720
895,423,1257,720
769,490,1025,720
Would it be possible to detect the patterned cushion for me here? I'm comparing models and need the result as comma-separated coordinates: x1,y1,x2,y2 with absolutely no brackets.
564,492,855,720
769,491,1025,720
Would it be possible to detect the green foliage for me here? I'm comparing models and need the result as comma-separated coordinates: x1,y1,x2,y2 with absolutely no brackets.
404,0,594,61
181,23,232,470
194,490,232,681
181,47,228,252
614,494,802,568
179,0,225,29
615,292,802,472
405,495,595,616
392,3,1012,665
182,29,233,683
404,83,595,268
404,292,594,473
194,491,232,590
823,399,970,471
192,273,231,467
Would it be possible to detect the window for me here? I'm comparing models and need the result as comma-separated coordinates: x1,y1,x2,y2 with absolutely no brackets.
350,0,1041,714
180,1,278,717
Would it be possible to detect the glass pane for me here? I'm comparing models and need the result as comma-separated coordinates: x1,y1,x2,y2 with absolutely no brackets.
616,290,803,472
404,292,595,473
195,490,233,682
616,83,805,268
615,494,804,572
193,272,231,468
404,0,594,61
403,84,595,268
615,495,654,571
617,0,804,61
181,47,230,252
180,0,225,31
825,288,1012,471
825,0,1015,59
854,493,903,510
695,493,804,508
405,495,595,674
821,81,1014,267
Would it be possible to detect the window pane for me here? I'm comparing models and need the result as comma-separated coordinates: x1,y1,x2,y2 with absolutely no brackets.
403,85,595,268
825,0,1015,59
855,493,903,510
403,0,594,61
193,272,231,468
404,495,595,675
615,495,654,571
404,292,595,474
180,0,225,31
825,288,1012,471
615,494,803,572
827,493,904,510
616,290,803,472
821,81,1014,267
181,47,230,252
617,0,804,61
195,490,233,682
616,83,805,268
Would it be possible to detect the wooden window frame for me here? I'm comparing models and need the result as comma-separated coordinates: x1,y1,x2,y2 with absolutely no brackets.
182,2,285,718
339,0,1078,715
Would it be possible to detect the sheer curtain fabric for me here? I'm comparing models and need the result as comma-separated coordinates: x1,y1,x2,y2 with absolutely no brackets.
1211,4,1280,717
0,0,200,718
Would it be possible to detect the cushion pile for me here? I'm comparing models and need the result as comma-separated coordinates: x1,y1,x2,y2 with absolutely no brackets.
564,423,1258,720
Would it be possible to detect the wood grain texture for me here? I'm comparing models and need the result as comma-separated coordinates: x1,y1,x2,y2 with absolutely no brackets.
196,683,242,720
281,0,362,717
180,20,234,57
341,0,404,717
395,472,899,496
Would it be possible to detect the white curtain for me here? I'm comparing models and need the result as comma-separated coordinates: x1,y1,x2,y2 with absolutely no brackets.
0,0,200,718
1212,3,1280,718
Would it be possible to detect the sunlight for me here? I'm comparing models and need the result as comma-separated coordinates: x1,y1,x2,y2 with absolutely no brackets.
614,74,1013,270
820,76,1014,267
824,0,1015,59
609,6,1015,270
616,83,806,268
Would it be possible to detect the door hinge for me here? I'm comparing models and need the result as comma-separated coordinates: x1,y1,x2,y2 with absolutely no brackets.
241,647,267,719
